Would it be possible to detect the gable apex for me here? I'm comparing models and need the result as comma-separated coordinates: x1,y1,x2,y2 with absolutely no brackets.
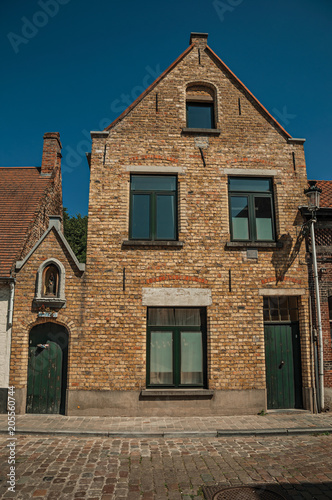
16,218,85,273
103,33,292,139
190,32,208,46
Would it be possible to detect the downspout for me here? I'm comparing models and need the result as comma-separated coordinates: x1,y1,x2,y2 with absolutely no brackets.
8,281,15,327
308,295,318,413
310,218,324,411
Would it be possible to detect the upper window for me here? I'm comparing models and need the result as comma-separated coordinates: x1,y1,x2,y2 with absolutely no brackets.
186,84,216,130
130,175,177,241
186,102,214,129
229,177,275,242
147,307,206,388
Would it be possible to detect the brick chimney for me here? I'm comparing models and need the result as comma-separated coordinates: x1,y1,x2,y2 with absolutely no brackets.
41,132,62,176
189,32,208,48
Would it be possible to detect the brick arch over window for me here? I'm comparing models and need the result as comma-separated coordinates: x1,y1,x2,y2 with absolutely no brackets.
34,258,66,308
185,82,218,129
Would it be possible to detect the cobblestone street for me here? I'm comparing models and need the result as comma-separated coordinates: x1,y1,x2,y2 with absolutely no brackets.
1,433,332,499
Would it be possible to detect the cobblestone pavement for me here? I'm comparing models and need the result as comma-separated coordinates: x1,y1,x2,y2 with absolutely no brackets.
0,412,332,437
0,433,332,499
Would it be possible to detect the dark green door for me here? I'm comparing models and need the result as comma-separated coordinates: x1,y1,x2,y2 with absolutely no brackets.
27,341,62,414
264,323,302,409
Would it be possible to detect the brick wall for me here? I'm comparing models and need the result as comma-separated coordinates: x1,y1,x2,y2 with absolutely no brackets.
10,36,314,415
80,37,311,399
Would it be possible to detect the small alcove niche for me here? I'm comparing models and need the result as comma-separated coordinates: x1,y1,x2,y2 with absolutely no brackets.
34,258,66,308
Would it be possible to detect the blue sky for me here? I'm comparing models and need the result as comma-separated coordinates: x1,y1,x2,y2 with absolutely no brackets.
1,0,331,216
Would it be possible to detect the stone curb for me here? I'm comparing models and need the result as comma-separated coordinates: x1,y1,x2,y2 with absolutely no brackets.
217,427,332,436
0,427,331,438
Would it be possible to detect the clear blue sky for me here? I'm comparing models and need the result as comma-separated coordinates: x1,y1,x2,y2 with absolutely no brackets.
1,0,331,216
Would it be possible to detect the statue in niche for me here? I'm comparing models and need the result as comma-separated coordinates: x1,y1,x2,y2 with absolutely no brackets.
47,273,56,295
42,265,59,297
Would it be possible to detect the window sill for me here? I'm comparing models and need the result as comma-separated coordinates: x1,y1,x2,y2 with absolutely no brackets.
225,241,282,249
181,128,221,135
140,389,214,399
122,240,184,248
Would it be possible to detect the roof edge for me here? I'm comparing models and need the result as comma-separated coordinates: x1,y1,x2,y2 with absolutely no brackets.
16,225,85,273
205,45,292,140
104,44,195,132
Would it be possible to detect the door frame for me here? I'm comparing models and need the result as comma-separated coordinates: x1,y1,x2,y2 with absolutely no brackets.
264,321,303,410
27,322,69,414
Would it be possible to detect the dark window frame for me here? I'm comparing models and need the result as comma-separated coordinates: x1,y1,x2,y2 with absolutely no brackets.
186,101,215,129
263,296,299,323
228,177,276,242
146,307,207,388
129,174,178,241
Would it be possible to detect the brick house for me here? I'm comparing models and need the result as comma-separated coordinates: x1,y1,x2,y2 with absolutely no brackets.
0,132,62,412
11,33,315,416
303,181,332,410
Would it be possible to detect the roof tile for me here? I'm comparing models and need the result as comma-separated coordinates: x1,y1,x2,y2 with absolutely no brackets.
0,167,51,277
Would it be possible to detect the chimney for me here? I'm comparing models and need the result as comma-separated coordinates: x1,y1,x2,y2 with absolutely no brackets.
189,32,208,48
41,132,62,176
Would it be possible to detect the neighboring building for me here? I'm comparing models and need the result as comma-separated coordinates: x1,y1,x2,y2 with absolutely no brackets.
10,33,314,416
0,132,62,412
304,181,332,410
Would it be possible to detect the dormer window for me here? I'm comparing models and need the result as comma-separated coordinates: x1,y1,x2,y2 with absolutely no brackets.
185,83,216,130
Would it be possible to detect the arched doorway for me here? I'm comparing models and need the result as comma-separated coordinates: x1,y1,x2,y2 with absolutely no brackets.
27,323,68,414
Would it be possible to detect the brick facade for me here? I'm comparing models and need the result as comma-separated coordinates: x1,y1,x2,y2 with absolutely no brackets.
10,34,316,416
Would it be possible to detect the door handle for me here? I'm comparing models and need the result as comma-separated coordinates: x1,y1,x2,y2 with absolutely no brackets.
279,360,285,369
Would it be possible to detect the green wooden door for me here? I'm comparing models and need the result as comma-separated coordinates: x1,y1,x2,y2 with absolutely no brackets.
264,323,302,409
26,341,62,414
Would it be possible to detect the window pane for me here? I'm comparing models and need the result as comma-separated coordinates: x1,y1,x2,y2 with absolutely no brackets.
131,175,176,191
231,196,249,239
175,309,201,326
156,194,176,239
150,331,173,385
148,309,176,326
255,197,273,240
131,194,150,239
181,331,203,385
229,178,272,192
148,308,201,326
186,103,214,129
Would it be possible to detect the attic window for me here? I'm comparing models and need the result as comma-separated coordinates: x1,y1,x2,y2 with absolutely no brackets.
185,84,216,130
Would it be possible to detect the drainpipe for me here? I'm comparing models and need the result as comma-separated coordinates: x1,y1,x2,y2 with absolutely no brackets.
8,281,15,327
310,219,324,411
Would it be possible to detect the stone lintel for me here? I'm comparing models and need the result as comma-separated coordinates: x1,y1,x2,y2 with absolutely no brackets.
259,288,306,296
142,287,212,306
221,168,279,176
125,166,184,173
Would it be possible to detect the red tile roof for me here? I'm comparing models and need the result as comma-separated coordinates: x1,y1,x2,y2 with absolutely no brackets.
315,180,332,208
0,167,51,277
